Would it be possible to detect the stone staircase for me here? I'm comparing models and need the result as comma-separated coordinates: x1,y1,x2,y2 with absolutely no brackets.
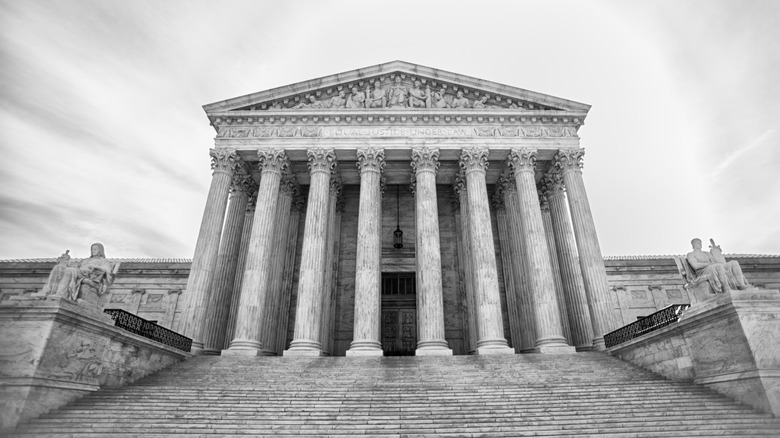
9,352,780,437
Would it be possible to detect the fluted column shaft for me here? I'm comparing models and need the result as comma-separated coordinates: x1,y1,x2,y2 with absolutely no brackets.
275,197,304,355
319,178,341,355
285,148,337,356
503,180,537,352
539,194,572,343
544,172,594,350
201,175,252,354
223,188,257,349
347,148,384,356
258,175,296,354
508,148,573,353
412,147,452,355
459,147,512,354
181,149,240,352
225,149,289,355
555,149,613,350
454,177,479,353
493,192,522,351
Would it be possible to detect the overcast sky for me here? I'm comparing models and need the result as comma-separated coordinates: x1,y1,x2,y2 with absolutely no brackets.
1,0,778,260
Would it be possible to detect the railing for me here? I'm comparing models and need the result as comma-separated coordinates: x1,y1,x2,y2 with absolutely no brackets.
104,308,192,352
604,304,691,348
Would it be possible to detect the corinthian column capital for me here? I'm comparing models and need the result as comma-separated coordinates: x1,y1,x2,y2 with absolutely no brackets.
507,148,537,174
307,148,337,175
230,174,255,195
459,147,489,175
541,172,566,198
356,148,385,174
330,174,343,196
411,147,440,175
492,190,506,211
279,172,299,197
553,148,585,174
257,148,290,175
453,171,468,195
210,149,241,175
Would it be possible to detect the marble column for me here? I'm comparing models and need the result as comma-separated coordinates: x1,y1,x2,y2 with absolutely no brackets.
492,188,523,351
453,180,477,354
201,174,252,355
508,148,574,354
224,149,289,356
554,149,614,350
459,147,513,354
538,184,573,343
258,173,297,355
223,186,257,349
501,174,537,352
347,148,384,357
275,196,304,355
285,148,337,356
319,176,341,355
542,172,594,350
411,147,452,356
180,148,240,353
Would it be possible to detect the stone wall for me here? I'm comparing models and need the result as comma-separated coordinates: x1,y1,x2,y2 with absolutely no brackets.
2,252,778,355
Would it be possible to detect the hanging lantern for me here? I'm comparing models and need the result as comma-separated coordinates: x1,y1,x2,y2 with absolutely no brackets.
393,185,403,249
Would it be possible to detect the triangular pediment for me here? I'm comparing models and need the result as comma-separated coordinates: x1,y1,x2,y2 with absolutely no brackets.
203,61,590,115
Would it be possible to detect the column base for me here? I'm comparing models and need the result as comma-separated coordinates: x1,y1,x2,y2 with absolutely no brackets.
591,336,607,351
533,344,577,354
283,348,323,357
475,346,515,355
575,344,595,352
416,348,453,356
221,348,265,357
200,348,221,356
346,349,383,357
189,344,205,355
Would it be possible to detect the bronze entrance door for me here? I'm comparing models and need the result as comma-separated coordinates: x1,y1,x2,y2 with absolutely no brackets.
381,273,416,356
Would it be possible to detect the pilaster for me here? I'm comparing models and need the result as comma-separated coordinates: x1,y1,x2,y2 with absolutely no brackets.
492,187,522,351
453,174,479,354
319,176,342,355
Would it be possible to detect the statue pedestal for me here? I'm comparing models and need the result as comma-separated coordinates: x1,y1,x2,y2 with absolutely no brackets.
0,297,189,431
610,289,780,416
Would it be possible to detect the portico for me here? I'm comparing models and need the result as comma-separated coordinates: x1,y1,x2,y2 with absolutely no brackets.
180,61,614,356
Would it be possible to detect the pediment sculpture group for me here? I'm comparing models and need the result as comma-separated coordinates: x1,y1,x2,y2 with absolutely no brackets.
277,77,518,111
33,243,120,307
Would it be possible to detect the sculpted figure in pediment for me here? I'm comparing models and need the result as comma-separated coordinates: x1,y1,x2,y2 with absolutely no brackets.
328,90,347,109
432,88,450,109
346,86,366,109
366,83,387,108
35,243,120,306
472,96,488,109
408,81,431,108
451,91,470,109
293,95,325,109
388,77,408,108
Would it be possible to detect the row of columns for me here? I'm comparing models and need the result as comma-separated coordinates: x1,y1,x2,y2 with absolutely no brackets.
180,145,614,356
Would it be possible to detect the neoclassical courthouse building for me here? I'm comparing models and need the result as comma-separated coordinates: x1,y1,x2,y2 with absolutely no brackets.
2,62,778,358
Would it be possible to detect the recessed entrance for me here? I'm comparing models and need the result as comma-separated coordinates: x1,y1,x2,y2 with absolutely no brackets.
381,273,416,356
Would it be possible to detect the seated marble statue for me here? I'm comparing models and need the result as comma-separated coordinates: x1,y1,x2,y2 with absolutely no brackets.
408,81,430,108
36,243,119,304
683,238,750,295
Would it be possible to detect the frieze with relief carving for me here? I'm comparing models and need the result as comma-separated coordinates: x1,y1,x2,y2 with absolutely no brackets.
216,125,578,139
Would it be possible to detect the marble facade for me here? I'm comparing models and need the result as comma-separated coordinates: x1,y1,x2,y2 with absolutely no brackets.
180,61,613,356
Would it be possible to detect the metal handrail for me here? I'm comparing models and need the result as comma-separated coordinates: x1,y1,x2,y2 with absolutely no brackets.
604,304,691,348
104,308,192,352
